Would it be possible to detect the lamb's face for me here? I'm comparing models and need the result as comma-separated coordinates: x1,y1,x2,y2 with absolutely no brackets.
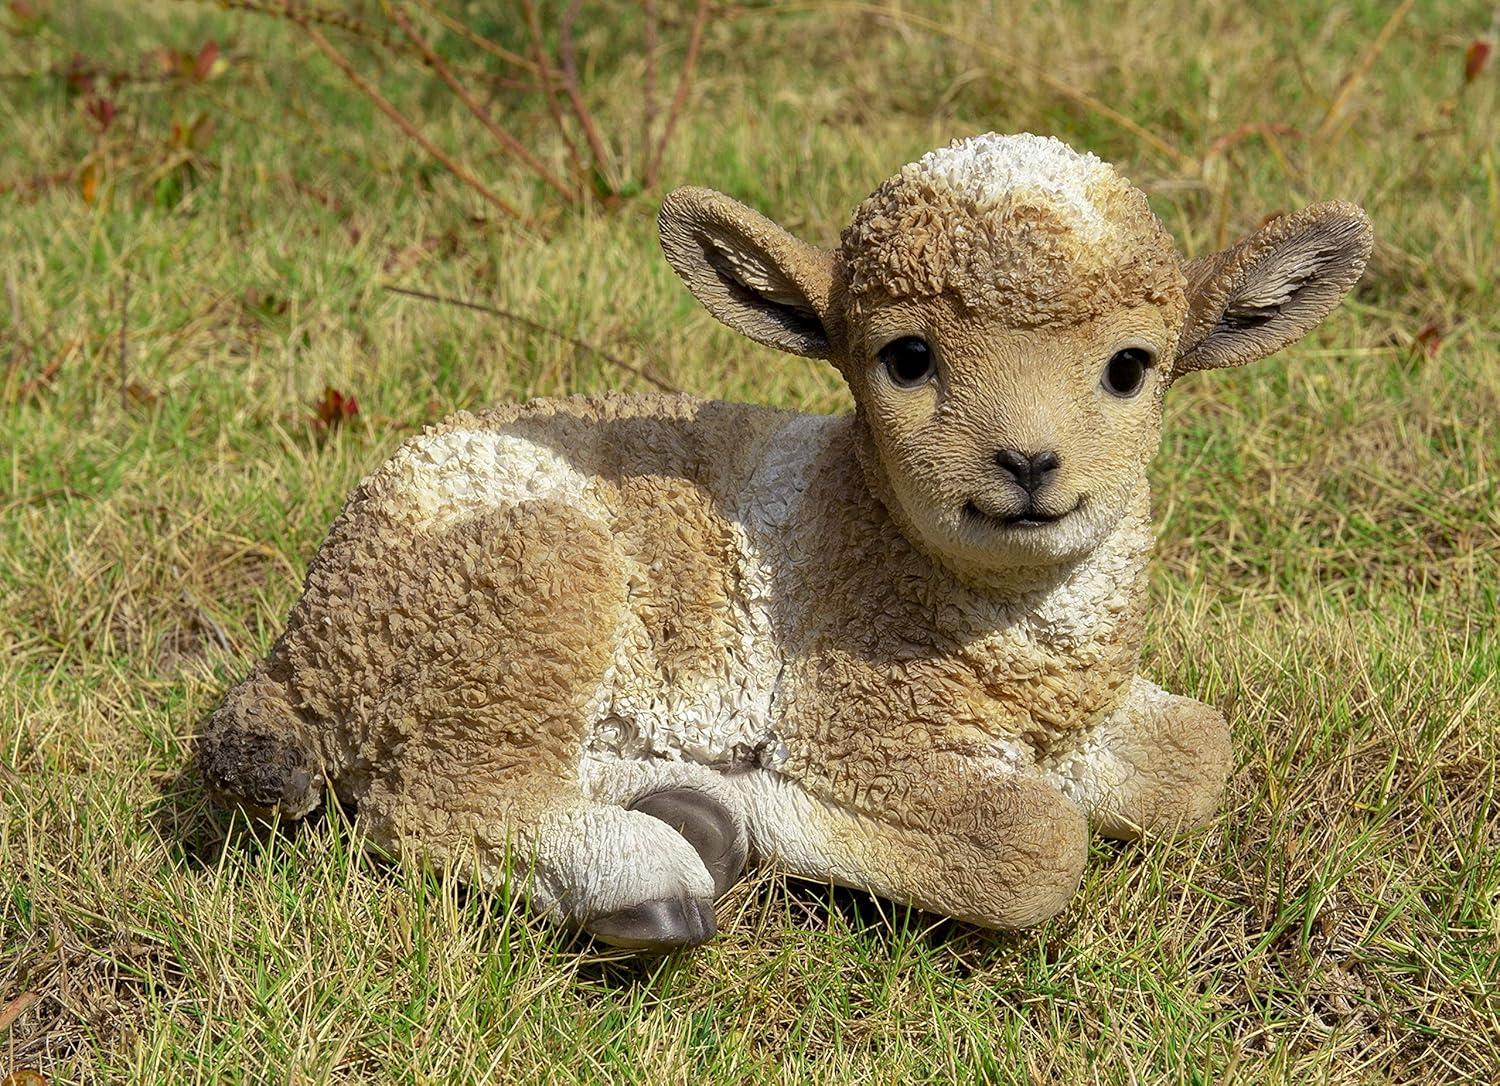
658,132,1373,580
844,296,1172,568
835,135,1187,567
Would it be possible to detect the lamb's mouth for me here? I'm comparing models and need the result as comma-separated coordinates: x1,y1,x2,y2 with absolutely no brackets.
963,497,1083,529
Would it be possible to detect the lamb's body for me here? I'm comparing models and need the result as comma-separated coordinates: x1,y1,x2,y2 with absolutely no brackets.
204,391,1214,933
201,133,1370,948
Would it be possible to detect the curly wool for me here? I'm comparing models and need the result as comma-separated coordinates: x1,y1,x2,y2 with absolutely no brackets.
839,133,1187,328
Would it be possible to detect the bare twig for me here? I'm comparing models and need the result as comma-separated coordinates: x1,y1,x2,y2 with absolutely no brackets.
214,0,406,53
389,4,578,203
298,20,523,220
0,165,74,198
642,0,659,183
558,0,615,184
384,284,680,394
646,0,709,188
199,0,534,92
519,0,588,183
1314,0,1417,142
410,0,537,73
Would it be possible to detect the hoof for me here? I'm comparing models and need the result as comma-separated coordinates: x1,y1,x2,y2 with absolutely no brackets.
629,788,748,898
585,895,717,952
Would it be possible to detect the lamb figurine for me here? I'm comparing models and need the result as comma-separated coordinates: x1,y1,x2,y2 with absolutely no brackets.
198,133,1372,950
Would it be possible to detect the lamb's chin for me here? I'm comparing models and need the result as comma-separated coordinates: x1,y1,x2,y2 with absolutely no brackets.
920,500,1113,573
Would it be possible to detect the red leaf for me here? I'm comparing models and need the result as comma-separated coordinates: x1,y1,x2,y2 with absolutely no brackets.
1465,38,1493,84
84,96,115,132
193,40,219,81
1413,322,1443,359
312,386,359,429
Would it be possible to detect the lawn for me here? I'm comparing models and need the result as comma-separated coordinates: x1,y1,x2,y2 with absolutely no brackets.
1,1,1497,1082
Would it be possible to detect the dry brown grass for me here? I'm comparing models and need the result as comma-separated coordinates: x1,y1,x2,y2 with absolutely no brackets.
1,0,1497,1082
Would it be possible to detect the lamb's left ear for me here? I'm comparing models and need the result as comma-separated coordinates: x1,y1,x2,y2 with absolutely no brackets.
1172,202,1373,382
658,186,836,359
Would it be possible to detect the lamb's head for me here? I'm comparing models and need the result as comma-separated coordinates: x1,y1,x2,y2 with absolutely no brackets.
659,133,1372,574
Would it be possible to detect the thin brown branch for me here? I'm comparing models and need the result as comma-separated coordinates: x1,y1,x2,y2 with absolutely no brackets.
210,0,405,53
519,0,588,182
557,0,615,182
646,0,709,188
297,20,523,221
384,284,681,394
1314,0,1417,142
642,0,659,182
410,0,537,73
196,1,534,93
389,4,579,203
0,165,74,198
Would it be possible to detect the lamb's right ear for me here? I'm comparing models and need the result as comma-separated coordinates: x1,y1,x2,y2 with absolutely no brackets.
658,186,836,359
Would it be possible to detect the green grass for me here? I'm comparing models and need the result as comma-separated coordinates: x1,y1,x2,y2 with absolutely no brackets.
2,0,1497,1081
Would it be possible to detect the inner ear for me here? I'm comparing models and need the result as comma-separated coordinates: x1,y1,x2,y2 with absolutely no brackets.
1174,202,1373,380
659,186,836,360
701,243,828,349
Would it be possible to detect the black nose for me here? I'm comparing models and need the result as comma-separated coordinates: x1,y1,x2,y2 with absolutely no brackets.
994,448,1060,494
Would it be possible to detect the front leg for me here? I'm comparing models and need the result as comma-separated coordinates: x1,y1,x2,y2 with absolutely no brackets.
730,756,1088,930
1042,676,1231,840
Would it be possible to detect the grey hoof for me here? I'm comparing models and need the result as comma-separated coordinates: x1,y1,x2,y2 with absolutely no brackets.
585,895,716,952
629,788,748,898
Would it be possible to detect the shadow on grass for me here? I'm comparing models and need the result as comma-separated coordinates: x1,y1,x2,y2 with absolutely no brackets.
147,759,335,872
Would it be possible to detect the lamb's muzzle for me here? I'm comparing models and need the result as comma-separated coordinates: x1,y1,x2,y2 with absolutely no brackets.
198,132,1372,951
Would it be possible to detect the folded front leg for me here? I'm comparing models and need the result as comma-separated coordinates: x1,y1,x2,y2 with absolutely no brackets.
731,757,1088,930
1041,676,1231,841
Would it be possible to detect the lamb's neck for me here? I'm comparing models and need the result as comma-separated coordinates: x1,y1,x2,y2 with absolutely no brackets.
833,415,1153,647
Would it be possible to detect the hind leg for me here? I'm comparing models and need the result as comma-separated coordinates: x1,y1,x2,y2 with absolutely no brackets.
315,498,734,950
359,751,750,949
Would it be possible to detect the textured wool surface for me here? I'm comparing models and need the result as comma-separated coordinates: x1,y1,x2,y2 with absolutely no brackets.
200,131,1371,943
838,134,1187,329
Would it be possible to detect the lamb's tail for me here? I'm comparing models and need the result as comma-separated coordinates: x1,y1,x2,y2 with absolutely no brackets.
196,662,326,822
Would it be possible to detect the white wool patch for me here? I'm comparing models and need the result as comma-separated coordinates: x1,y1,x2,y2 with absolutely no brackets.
911,132,1120,242
388,428,601,529
583,414,837,769
1041,729,1126,812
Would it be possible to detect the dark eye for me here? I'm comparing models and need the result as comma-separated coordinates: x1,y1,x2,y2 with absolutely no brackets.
1101,348,1154,398
878,336,935,388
